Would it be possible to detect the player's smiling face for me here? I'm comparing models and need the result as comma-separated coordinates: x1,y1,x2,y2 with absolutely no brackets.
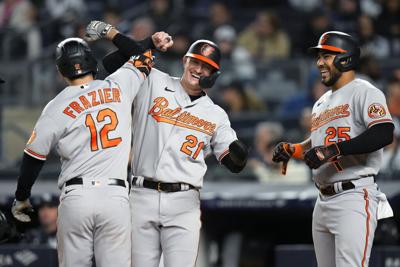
316,51,342,87
181,57,213,93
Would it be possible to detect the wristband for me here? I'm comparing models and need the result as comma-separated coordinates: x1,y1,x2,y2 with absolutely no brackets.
292,143,304,159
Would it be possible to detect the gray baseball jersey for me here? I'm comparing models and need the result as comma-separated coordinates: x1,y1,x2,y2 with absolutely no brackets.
310,78,393,267
131,68,237,187
310,78,393,185
25,61,145,267
25,62,144,188
129,68,237,267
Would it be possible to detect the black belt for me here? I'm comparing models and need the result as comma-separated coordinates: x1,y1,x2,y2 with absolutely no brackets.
132,177,196,192
65,177,126,188
317,175,375,196
317,181,355,196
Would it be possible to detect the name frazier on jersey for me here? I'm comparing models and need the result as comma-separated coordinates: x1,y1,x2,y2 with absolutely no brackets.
148,97,216,135
63,88,121,119
311,104,350,131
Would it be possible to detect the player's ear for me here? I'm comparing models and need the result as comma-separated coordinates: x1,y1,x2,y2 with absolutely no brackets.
182,56,188,66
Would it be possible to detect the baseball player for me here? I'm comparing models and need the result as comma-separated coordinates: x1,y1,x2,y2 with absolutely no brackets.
273,31,394,267
88,21,249,267
11,26,173,267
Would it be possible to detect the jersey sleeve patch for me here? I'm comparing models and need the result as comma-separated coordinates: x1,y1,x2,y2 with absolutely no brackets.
368,103,387,119
24,148,46,160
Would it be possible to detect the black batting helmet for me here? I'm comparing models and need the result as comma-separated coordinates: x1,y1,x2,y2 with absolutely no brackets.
185,40,221,70
56,38,98,79
308,31,360,72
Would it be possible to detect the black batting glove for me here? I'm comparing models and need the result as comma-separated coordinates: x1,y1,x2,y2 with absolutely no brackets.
304,143,340,169
272,142,294,163
130,49,155,77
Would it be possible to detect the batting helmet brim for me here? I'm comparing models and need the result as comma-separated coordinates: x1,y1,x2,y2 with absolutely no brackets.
308,45,347,54
185,52,220,69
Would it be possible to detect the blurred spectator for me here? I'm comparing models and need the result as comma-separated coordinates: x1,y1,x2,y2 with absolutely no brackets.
22,194,58,249
379,79,400,179
376,0,400,56
237,11,291,61
219,80,266,115
330,0,360,36
43,0,87,42
213,25,256,83
0,0,42,59
103,7,130,35
45,0,86,21
392,68,400,82
357,15,390,59
387,78,400,118
156,26,191,76
379,120,400,179
360,0,382,18
249,121,283,164
288,0,320,13
279,77,327,119
300,8,333,55
286,106,313,142
248,122,309,183
130,16,155,40
148,0,178,31
356,55,384,89
192,1,232,40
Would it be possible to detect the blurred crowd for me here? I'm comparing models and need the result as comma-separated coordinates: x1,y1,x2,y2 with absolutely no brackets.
0,0,400,181
0,2,400,265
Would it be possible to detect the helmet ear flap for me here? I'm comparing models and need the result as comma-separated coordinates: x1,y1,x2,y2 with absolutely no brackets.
333,46,360,72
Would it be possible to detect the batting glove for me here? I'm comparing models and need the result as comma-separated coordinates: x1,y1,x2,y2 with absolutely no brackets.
129,50,155,77
272,142,294,163
11,199,34,222
85,20,114,41
304,143,340,169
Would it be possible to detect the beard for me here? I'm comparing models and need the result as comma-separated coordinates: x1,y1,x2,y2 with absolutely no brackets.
321,68,342,87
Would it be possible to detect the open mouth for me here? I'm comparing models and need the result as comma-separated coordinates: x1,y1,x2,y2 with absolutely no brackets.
320,69,329,79
191,73,200,80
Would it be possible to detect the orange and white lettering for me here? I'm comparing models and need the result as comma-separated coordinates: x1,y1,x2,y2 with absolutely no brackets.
63,106,76,118
88,91,100,106
112,88,121,102
70,101,84,114
104,88,112,103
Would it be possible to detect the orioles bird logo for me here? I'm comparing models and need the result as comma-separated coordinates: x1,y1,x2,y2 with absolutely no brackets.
201,44,215,57
368,103,386,119
74,63,82,74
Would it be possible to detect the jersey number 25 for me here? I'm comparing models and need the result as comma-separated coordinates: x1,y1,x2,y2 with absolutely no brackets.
85,108,122,151
324,127,350,145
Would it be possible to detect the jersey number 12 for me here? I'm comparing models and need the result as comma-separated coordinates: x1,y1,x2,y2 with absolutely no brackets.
85,108,122,151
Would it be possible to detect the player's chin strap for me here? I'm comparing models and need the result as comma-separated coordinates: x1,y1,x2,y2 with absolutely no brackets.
199,70,221,89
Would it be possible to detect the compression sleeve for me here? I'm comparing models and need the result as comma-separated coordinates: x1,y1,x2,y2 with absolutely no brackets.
112,34,155,57
337,123,394,155
104,34,156,74
15,153,45,201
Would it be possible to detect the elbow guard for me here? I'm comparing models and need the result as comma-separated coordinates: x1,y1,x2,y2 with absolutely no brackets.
221,140,248,173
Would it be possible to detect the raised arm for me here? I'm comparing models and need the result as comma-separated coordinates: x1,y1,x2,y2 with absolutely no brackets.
85,20,173,73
